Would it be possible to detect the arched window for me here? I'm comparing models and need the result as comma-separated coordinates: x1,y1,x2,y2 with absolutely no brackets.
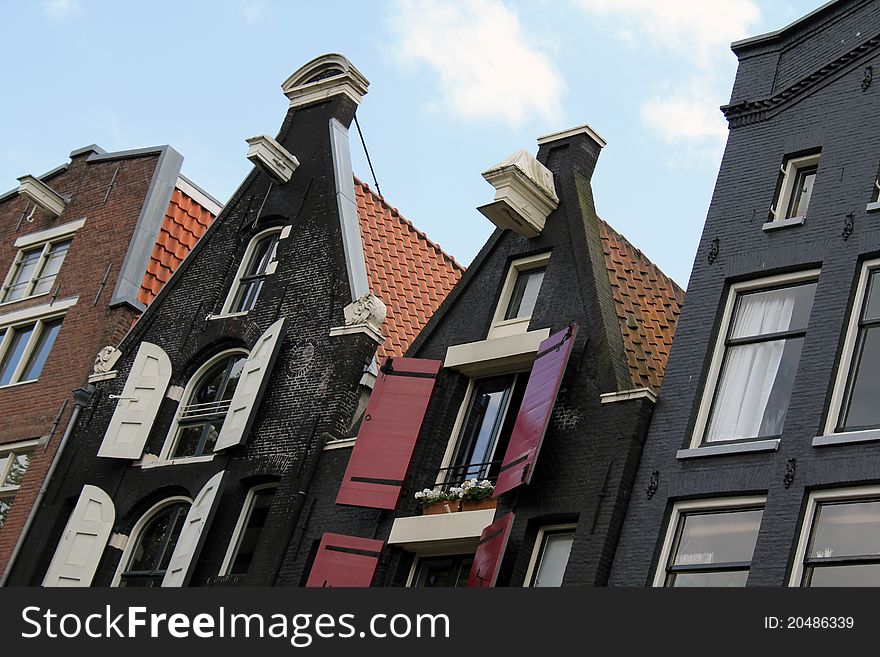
118,499,190,587
165,351,248,459
223,228,281,314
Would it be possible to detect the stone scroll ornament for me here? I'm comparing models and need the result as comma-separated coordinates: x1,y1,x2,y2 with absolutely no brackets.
343,292,387,332
92,346,121,376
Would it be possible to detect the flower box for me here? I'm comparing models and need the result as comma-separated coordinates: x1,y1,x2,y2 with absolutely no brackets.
460,498,496,513
422,500,457,515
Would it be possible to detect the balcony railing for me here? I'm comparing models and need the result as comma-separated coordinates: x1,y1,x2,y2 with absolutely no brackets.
178,399,231,422
435,459,500,489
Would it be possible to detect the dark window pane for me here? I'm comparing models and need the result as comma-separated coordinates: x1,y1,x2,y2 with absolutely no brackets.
3,249,41,302
231,233,279,313
232,280,264,314
504,267,545,320
229,486,277,575
121,502,189,586
806,563,880,587
669,570,750,587
413,555,473,587
840,326,880,431
672,509,763,567
31,241,70,296
786,166,817,218
0,325,35,385
807,500,880,560
532,530,574,587
863,271,880,322
21,319,62,381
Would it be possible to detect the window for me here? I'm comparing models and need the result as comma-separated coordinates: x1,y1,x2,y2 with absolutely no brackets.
117,500,191,587
488,253,550,338
824,261,880,437
166,351,248,459
655,498,765,587
222,229,281,315
524,524,576,587
0,316,63,386
410,554,474,587
0,440,36,529
792,488,880,587
438,373,528,487
769,153,820,224
221,483,277,576
1,239,71,303
693,273,818,447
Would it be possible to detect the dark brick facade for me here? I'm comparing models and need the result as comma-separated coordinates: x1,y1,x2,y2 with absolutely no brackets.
610,0,880,586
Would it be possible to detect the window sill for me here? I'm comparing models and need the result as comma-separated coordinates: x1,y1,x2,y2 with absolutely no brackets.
763,216,805,232
207,311,248,321
139,453,216,469
813,429,880,447
0,378,38,391
676,439,780,460
323,437,356,451
866,201,880,213
0,291,52,310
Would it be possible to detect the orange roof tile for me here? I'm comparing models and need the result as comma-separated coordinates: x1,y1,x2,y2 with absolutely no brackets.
598,219,684,393
138,186,217,306
355,177,464,359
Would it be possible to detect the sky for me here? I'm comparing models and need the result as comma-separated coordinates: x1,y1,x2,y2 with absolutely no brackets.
1,0,829,287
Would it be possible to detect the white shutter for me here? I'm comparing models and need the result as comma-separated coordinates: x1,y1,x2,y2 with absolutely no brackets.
43,485,114,587
98,342,172,459
162,470,224,587
214,318,286,451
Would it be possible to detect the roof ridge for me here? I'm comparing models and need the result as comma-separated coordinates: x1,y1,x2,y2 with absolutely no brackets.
353,175,465,272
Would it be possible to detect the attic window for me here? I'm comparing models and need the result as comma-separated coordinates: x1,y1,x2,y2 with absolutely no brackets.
765,152,820,231
867,165,880,213
306,68,343,84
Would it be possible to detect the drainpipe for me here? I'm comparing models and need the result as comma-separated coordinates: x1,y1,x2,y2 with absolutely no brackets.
1,383,95,586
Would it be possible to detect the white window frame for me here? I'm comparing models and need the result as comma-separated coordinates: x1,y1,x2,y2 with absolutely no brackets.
111,496,192,587
522,523,577,587
155,348,249,464
219,482,278,576
689,269,820,449
218,227,282,317
789,485,880,587
653,495,766,587
1,220,83,306
488,252,550,339
0,311,66,389
768,153,821,227
820,258,880,443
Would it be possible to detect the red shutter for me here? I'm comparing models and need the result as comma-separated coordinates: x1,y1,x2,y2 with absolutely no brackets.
305,533,384,587
336,357,442,510
494,324,578,497
467,512,514,588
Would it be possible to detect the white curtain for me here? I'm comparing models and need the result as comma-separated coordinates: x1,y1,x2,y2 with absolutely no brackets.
706,289,796,442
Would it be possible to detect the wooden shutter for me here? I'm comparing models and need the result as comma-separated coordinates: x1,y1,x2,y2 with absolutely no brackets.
336,357,442,510
43,485,115,587
494,324,578,497
162,470,224,587
214,318,287,451
305,533,384,587
98,342,171,459
467,512,514,588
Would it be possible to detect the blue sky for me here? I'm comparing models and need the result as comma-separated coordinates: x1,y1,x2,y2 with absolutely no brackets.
1,0,827,286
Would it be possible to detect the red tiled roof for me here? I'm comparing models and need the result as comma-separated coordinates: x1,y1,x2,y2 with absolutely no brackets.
138,186,216,306
356,177,464,359
598,219,684,393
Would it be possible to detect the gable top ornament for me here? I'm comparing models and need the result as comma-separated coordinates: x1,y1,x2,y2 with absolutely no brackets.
282,53,370,109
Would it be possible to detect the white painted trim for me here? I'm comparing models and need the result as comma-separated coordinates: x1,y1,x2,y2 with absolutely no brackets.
772,153,821,223
443,328,549,376
522,523,577,587
156,348,249,463
537,124,607,148
219,482,277,576
762,215,805,231
866,201,880,213
323,437,356,451
166,385,185,402
388,508,495,549
108,533,128,551
689,269,821,449
788,485,880,587
219,228,282,316
111,496,192,587
328,323,385,344
652,495,767,587
12,218,86,249
821,257,880,438
87,370,117,383
175,177,223,216
600,388,657,405
813,428,880,447
488,252,551,340
245,135,299,185
17,175,67,217
676,439,780,459
0,296,77,327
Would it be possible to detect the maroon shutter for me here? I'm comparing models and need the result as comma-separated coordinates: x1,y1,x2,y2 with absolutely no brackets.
336,357,443,510
494,324,578,497
305,533,384,587
467,512,514,588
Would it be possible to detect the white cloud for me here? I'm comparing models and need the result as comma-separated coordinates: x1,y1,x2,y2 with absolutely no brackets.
44,0,80,20
241,0,265,25
387,0,565,127
575,0,760,63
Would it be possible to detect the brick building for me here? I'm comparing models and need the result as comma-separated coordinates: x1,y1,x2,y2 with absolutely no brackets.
6,54,462,587
0,144,220,580
287,126,683,588
610,0,880,587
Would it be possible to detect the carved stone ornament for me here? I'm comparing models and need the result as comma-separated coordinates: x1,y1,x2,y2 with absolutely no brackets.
707,237,720,264
842,212,855,241
646,470,660,499
783,458,797,489
863,65,873,92
93,346,121,375
343,292,387,332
